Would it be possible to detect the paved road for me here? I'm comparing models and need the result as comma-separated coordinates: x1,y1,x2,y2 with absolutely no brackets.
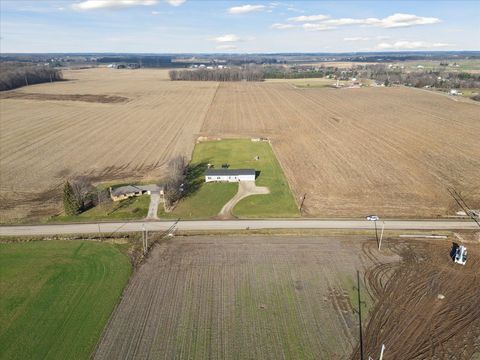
0,219,478,236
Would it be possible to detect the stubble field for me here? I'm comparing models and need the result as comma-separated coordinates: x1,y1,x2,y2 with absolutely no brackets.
94,235,480,359
1,68,479,221
201,82,480,217
0,68,217,221
94,235,396,360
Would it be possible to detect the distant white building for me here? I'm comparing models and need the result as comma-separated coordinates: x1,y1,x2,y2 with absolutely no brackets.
205,169,256,183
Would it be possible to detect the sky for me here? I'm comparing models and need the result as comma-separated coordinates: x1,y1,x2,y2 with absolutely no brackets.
1,0,479,53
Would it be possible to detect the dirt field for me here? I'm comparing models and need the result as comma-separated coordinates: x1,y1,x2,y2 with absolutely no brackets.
94,235,480,359
2,69,479,221
0,68,218,221
94,235,398,360
356,239,480,359
201,82,480,217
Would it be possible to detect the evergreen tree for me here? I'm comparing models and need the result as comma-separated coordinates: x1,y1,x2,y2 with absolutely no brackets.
63,181,81,215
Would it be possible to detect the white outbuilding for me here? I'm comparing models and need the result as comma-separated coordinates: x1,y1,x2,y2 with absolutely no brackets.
205,169,256,183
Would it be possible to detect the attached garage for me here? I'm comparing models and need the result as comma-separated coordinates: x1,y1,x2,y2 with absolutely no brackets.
205,168,256,183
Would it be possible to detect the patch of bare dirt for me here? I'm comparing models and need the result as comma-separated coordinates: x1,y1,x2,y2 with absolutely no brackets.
353,239,480,359
0,92,129,103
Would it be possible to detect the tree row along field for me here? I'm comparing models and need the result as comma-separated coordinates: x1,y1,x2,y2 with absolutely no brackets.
201,82,480,217
0,69,218,221
94,236,397,360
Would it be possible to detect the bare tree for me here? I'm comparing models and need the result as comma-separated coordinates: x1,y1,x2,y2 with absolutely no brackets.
163,156,187,209
169,67,264,82
0,63,62,91
70,176,95,211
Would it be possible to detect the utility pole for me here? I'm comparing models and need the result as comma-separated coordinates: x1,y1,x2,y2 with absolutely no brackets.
355,270,365,360
142,224,148,255
299,193,307,213
379,344,386,360
378,222,385,251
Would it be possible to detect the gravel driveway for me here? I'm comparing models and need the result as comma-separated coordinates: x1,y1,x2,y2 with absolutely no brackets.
218,181,269,219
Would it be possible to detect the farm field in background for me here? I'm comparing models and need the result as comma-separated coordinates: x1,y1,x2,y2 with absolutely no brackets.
201,82,480,217
0,240,131,360
1,68,479,221
0,68,218,222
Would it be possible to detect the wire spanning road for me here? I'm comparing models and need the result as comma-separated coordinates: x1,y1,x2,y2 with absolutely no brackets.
0,219,478,236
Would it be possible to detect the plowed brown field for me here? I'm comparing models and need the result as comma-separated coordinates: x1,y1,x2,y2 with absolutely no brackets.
2,70,479,221
0,69,218,221
356,239,480,359
94,236,399,360
201,82,480,217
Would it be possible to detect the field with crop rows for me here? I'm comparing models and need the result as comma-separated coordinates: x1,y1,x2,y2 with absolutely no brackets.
2,68,479,221
94,235,397,360
201,82,480,217
0,68,217,222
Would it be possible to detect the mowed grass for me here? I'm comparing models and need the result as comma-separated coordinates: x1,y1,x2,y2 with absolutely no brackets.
159,139,299,218
48,194,150,223
0,241,131,360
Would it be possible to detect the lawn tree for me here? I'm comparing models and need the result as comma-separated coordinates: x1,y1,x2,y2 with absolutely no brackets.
63,181,81,215
70,177,95,211
163,156,187,209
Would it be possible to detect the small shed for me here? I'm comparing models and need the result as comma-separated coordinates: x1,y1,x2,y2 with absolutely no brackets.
205,169,256,183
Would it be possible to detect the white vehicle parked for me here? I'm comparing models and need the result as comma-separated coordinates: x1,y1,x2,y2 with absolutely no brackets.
366,215,380,221
454,245,468,265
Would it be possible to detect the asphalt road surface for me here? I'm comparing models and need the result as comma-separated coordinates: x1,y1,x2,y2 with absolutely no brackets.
0,219,478,236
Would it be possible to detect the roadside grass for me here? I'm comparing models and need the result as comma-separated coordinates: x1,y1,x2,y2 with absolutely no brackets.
159,139,299,219
0,240,131,360
48,194,150,223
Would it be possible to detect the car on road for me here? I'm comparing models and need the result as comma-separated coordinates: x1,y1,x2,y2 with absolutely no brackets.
454,245,467,265
366,215,380,221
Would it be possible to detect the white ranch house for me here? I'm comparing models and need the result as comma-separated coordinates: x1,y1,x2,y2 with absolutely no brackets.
205,169,256,183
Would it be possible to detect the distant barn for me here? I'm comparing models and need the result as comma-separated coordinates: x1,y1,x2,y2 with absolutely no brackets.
205,169,256,183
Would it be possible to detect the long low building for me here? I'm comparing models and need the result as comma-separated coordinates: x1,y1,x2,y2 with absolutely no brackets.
205,168,256,182
110,184,163,201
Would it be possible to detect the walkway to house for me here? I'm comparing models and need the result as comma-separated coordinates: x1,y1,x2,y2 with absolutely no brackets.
147,191,161,220
218,181,270,219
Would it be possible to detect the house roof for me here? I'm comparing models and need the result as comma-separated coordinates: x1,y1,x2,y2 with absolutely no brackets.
110,185,143,197
205,168,256,177
110,184,162,197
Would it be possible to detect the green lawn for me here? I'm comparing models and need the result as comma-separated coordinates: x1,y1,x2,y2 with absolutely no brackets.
160,139,299,218
48,194,150,223
0,241,131,360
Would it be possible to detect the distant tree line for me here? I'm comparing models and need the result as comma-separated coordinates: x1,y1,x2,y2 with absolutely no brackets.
169,67,264,81
359,64,480,89
0,63,62,91
263,65,360,80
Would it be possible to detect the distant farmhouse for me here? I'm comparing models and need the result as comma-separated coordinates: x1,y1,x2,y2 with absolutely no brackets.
205,169,256,183
110,184,163,202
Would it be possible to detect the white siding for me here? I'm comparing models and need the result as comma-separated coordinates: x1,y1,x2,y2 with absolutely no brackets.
205,174,255,183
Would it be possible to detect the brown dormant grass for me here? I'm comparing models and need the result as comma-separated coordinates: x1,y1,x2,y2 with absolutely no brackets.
201,82,480,217
0,68,218,221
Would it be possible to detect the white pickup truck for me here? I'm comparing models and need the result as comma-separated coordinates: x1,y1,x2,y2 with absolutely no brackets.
454,245,467,265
